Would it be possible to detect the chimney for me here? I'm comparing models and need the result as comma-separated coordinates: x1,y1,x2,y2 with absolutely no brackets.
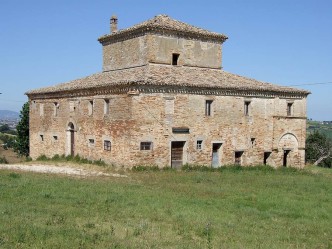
110,15,118,33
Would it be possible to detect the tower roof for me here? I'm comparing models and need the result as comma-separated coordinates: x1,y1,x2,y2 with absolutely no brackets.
98,14,228,44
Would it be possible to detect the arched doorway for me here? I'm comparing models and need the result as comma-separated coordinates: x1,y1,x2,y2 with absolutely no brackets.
67,122,75,156
278,133,298,167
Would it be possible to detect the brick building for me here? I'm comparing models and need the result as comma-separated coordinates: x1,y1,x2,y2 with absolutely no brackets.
26,15,310,168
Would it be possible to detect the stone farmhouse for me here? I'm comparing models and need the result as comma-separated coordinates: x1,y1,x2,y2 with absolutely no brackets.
26,15,310,168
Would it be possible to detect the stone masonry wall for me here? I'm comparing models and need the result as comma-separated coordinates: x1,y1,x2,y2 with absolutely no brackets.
102,36,147,71
147,34,222,69
128,93,306,168
29,91,307,168
102,34,222,72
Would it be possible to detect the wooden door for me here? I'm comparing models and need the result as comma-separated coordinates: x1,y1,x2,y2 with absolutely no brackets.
171,141,185,169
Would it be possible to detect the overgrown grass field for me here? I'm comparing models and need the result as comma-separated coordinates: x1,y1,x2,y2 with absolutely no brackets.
0,166,331,248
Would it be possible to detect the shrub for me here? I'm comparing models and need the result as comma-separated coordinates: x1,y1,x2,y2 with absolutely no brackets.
0,156,8,164
93,159,107,167
132,165,160,172
34,154,108,167
36,155,49,161
52,154,61,161
0,133,16,149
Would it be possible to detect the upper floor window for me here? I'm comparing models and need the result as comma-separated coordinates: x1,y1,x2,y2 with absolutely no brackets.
104,99,110,115
172,53,180,65
205,100,213,116
54,102,59,117
244,101,251,116
39,103,44,116
88,100,94,116
287,102,293,116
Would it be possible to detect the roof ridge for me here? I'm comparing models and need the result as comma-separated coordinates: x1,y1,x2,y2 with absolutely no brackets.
98,14,228,44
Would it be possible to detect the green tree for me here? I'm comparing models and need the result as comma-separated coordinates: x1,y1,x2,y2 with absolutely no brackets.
0,124,10,133
306,131,332,168
14,102,29,157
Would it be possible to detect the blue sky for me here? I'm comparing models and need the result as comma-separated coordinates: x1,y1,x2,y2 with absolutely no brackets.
0,0,331,120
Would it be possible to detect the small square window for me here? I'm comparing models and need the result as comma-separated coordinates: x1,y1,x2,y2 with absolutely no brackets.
244,101,251,116
251,138,255,147
172,53,180,65
140,142,152,150
89,139,95,144
196,140,203,150
53,135,58,141
104,140,111,151
205,100,213,116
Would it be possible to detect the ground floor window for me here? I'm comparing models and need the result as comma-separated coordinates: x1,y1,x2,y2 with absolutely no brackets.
196,140,203,150
104,140,111,151
140,142,152,150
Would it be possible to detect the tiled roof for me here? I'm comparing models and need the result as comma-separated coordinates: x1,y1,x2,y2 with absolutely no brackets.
98,15,228,44
26,64,310,96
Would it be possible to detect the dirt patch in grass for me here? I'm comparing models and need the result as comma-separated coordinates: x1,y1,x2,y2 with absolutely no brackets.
0,146,23,164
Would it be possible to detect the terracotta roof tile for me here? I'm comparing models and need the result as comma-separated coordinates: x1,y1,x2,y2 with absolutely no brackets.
26,64,310,96
99,14,228,43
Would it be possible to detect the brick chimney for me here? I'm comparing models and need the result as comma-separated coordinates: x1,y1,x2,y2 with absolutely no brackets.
110,15,118,33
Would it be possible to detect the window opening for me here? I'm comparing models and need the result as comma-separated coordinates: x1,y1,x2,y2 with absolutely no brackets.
54,102,59,117
172,53,180,65
53,135,58,141
287,103,293,116
104,140,111,151
104,99,110,115
244,101,250,116
69,101,76,112
196,140,203,150
40,135,44,141
88,100,94,115
40,103,44,116
140,142,152,150
251,138,256,147
205,100,213,116
89,139,95,145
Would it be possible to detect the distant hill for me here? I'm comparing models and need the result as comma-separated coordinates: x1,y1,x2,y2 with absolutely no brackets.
307,120,332,139
0,110,19,120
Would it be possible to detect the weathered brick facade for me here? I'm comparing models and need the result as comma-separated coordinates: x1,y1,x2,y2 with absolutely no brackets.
26,15,310,168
